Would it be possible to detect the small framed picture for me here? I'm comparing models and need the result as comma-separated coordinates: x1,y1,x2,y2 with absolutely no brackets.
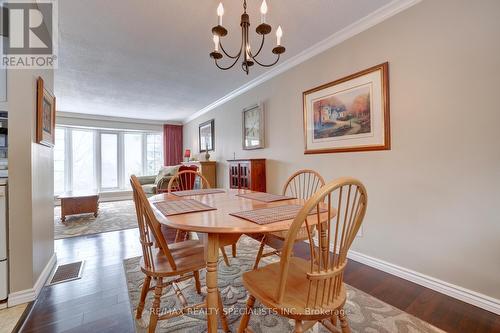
303,62,390,154
242,104,265,150
199,119,215,152
36,77,56,147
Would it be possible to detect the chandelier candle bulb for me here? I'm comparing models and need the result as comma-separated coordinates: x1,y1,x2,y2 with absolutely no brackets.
276,25,283,45
213,35,220,52
217,2,224,26
260,0,268,23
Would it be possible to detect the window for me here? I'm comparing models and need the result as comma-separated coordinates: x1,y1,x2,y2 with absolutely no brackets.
124,133,144,187
54,128,66,194
147,133,163,176
53,126,163,195
72,129,95,192
101,133,118,189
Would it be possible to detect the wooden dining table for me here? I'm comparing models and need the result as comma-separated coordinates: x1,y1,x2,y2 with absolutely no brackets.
149,188,330,333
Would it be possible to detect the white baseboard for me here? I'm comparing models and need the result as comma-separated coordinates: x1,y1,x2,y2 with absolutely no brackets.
346,249,500,315
7,253,57,307
307,236,500,315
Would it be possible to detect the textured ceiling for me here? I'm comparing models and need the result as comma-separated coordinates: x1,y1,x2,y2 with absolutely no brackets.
56,0,393,121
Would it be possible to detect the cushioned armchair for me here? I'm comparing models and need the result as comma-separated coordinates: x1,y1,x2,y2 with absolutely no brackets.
136,165,180,195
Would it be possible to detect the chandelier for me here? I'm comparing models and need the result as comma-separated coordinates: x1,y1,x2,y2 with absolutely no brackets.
209,0,286,75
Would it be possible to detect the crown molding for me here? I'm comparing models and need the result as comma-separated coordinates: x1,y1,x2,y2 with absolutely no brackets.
57,111,181,126
184,0,421,124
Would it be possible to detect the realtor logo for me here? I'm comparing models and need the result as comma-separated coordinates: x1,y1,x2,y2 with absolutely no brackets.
1,0,58,68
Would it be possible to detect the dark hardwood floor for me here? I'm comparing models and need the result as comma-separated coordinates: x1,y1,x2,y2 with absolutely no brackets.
19,228,500,333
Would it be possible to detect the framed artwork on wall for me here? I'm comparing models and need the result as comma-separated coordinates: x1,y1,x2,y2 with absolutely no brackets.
303,62,390,154
199,119,215,152
36,76,56,147
242,104,265,150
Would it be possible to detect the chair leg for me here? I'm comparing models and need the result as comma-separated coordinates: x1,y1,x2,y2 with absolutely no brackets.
253,235,266,270
294,319,304,333
232,243,237,257
136,275,151,319
339,308,351,333
193,270,202,294
148,277,163,333
220,246,230,266
218,290,230,333
237,294,256,333
330,314,337,326
174,230,181,243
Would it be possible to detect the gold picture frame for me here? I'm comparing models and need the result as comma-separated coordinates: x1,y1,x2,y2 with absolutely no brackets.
36,77,56,147
303,62,390,154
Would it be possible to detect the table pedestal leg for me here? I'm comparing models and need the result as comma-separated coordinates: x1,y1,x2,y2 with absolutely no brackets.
206,233,219,333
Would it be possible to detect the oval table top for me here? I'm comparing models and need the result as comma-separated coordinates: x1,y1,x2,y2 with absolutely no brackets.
149,189,333,234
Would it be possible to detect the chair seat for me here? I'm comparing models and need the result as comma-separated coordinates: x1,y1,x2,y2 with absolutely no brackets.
242,257,346,320
140,240,206,277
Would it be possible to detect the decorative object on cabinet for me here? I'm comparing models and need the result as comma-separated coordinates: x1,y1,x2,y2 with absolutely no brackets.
303,62,390,154
184,149,191,162
182,161,217,188
199,119,214,153
227,159,266,192
36,76,56,147
242,104,265,150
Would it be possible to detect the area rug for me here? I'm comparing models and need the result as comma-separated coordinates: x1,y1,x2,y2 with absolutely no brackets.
54,200,137,239
123,236,445,333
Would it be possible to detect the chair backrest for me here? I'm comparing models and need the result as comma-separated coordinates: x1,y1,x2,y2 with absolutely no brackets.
282,169,326,200
167,170,210,192
130,175,177,271
276,177,368,309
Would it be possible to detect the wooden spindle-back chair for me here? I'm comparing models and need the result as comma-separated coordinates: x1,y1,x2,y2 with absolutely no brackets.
239,177,368,333
253,169,325,268
167,170,238,265
167,170,209,192
130,175,229,333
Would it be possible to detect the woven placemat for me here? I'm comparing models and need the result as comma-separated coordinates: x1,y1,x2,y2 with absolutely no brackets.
236,192,295,203
172,188,226,197
230,204,327,225
153,199,216,216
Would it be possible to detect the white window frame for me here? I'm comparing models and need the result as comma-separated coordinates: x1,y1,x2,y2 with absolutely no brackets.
54,126,163,195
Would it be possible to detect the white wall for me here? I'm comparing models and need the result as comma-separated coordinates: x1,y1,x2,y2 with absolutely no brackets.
8,68,54,293
184,0,500,301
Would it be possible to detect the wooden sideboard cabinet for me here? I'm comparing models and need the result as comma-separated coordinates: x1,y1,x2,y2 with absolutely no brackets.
227,159,266,192
182,161,217,188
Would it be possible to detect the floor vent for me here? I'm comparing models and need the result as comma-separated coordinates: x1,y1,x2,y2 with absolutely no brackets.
49,261,84,285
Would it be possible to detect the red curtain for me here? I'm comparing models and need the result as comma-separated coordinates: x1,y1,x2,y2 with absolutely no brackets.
163,124,183,166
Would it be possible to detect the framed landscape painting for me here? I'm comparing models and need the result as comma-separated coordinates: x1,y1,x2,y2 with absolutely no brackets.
36,77,56,147
303,62,390,154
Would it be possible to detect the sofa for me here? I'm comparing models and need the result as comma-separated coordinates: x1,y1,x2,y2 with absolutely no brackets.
136,165,180,195
136,164,198,195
